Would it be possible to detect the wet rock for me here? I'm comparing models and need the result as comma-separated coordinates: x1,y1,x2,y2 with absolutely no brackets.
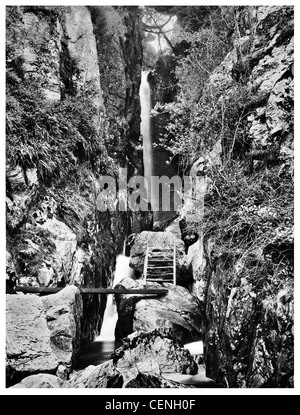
10,374,71,388
115,277,202,343
125,372,194,388
41,286,83,370
37,263,55,287
70,330,201,388
187,239,205,282
162,365,217,388
113,329,198,376
56,364,69,381
205,266,294,388
72,360,123,388
6,295,58,386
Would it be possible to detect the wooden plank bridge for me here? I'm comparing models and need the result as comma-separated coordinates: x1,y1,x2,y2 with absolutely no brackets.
15,243,176,296
15,286,168,295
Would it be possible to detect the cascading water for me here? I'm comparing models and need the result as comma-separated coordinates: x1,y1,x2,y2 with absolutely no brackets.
140,69,179,222
140,71,153,189
96,254,133,341
75,250,133,370
140,70,158,214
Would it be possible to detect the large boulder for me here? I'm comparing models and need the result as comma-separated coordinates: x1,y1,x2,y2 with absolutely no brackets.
6,295,58,386
124,372,194,388
72,329,198,388
41,286,83,371
129,231,191,285
10,374,71,389
71,360,123,388
113,329,198,377
115,277,202,343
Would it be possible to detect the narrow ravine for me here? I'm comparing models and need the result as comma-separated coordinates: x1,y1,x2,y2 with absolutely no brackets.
75,253,133,370
6,5,294,390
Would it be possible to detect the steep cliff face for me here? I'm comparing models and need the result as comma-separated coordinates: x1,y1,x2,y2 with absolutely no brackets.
178,6,294,388
6,6,145,343
89,6,143,176
147,5,293,389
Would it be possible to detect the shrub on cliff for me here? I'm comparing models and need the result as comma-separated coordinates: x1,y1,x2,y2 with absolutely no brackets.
6,27,117,184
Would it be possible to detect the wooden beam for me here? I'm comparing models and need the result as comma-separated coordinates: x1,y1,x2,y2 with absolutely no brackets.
15,286,168,295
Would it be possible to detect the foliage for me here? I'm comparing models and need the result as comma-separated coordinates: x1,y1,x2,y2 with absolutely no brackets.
141,6,176,53
150,6,265,171
6,6,118,185
153,79,255,172
11,226,56,279
203,161,293,294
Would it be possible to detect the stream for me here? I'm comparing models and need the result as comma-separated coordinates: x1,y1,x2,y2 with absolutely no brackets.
75,254,133,370
75,69,204,373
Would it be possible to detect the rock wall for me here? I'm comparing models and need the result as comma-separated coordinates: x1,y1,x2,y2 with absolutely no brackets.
114,277,202,343
6,286,83,386
89,6,143,176
180,6,294,388
6,5,146,345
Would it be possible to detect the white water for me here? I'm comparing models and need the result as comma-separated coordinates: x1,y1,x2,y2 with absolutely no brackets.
140,70,158,211
184,341,204,356
96,254,133,341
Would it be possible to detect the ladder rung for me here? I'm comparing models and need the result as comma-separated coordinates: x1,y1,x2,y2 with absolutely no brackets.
148,260,172,263
149,256,173,259
149,248,173,251
148,265,173,269
147,272,173,277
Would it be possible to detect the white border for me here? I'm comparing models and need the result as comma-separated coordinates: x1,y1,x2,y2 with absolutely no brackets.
1,0,298,396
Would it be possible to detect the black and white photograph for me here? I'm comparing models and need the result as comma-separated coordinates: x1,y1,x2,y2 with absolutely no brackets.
3,1,296,395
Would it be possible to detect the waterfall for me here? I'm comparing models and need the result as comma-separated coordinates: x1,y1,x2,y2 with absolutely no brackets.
96,253,133,341
140,70,158,212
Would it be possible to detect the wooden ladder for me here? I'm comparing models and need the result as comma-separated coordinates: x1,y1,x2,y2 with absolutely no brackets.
143,243,176,286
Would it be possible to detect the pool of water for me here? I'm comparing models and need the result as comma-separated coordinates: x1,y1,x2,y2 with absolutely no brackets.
75,340,122,370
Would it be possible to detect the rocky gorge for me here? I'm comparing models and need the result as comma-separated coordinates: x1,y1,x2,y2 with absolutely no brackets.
5,5,294,390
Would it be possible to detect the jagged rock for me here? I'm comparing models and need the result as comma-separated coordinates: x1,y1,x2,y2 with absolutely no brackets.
21,8,62,101
6,251,16,293
41,286,83,370
6,165,38,232
37,263,55,287
162,364,217,388
129,231,191,284
38,218,77,284
152,213,179,232
6,166,27,192
56,364,69,381
63,6,103,111
115,277,202,343
164,217,182,239
6,5,145,346
125,372,194,388
6,295,58,386
10,374,71,388
113,329,198,376
72,360,123,388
